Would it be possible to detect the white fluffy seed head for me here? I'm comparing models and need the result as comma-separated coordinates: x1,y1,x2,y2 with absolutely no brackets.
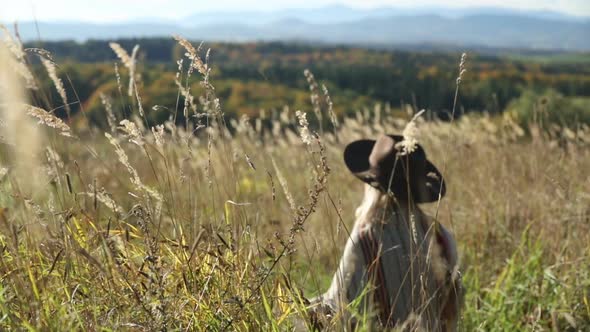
295,110,312,145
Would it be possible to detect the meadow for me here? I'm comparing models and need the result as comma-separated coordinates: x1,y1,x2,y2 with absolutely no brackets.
0,32,589,331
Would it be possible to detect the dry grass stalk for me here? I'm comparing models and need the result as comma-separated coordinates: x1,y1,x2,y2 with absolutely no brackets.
114,62,123,95
173,37,209,126
271,158,296,211
132,79,146,118
109,42,140,97
173,35,207,76
84,185,125,216
398,109,425,155
109,42,132,68
151,125,165,147
0,25,37,90
295,110,312,145
105,132,140,183
107,43,147,119
130,45,140,87
104,132,162,202
304,69,323,128
25,105,73,137
0,41,42,193
99,92,117,133
119,119,144,146
24,47,54,61
435,52,469,220
0,25,25,59
322,84,339,129
174,76,196,117
40,57,70,117
44,146,63,184
457,53,467,85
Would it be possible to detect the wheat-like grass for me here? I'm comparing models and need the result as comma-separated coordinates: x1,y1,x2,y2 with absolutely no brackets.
99,92,117,133
271,157,297,211
295,110,312,145
40,57,70,117
0,36,43,195
119,119,144,146
322,83,339,129
151,125,165,147
398,109,425,155
83,185,125,216
25,105,73,137
109,42,140,98
304,69,323,131
104,132,162,202
0,25,37,90
173,35,207,76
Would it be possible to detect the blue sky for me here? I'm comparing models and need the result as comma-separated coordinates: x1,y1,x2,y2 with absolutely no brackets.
2,0,589,22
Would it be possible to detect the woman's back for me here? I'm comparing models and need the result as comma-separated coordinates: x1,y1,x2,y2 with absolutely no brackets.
313,185,460,331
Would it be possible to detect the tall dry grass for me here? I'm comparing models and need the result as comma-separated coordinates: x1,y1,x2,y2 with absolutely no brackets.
0,35,43,195
0,31,588,331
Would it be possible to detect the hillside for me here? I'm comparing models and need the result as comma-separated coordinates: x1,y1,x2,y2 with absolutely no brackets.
23,39,590,129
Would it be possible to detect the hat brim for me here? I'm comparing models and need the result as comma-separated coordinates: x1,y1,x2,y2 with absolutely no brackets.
343,137,445,203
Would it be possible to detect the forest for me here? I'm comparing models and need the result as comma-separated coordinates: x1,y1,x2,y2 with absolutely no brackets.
28,38,590,130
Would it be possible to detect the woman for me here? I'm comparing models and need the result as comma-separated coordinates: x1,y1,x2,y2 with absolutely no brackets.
311,135,462,331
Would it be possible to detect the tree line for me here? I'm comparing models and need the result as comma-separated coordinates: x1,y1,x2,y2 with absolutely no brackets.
26,38,590,128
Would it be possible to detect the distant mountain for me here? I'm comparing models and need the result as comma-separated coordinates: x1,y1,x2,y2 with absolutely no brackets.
179,5,589,26
5,6,590,51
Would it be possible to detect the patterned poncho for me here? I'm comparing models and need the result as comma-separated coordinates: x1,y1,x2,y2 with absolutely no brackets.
312,185,462,331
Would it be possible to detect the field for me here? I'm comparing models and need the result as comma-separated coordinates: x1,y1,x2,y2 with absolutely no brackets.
1,33,590,331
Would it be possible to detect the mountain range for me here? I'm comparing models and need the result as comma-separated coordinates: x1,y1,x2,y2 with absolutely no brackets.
5,5,590,51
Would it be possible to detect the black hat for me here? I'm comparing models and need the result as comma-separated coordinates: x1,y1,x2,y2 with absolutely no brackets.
343,135,445,203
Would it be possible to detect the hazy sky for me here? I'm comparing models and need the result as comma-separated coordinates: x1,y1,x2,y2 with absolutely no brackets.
2,0,589,22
